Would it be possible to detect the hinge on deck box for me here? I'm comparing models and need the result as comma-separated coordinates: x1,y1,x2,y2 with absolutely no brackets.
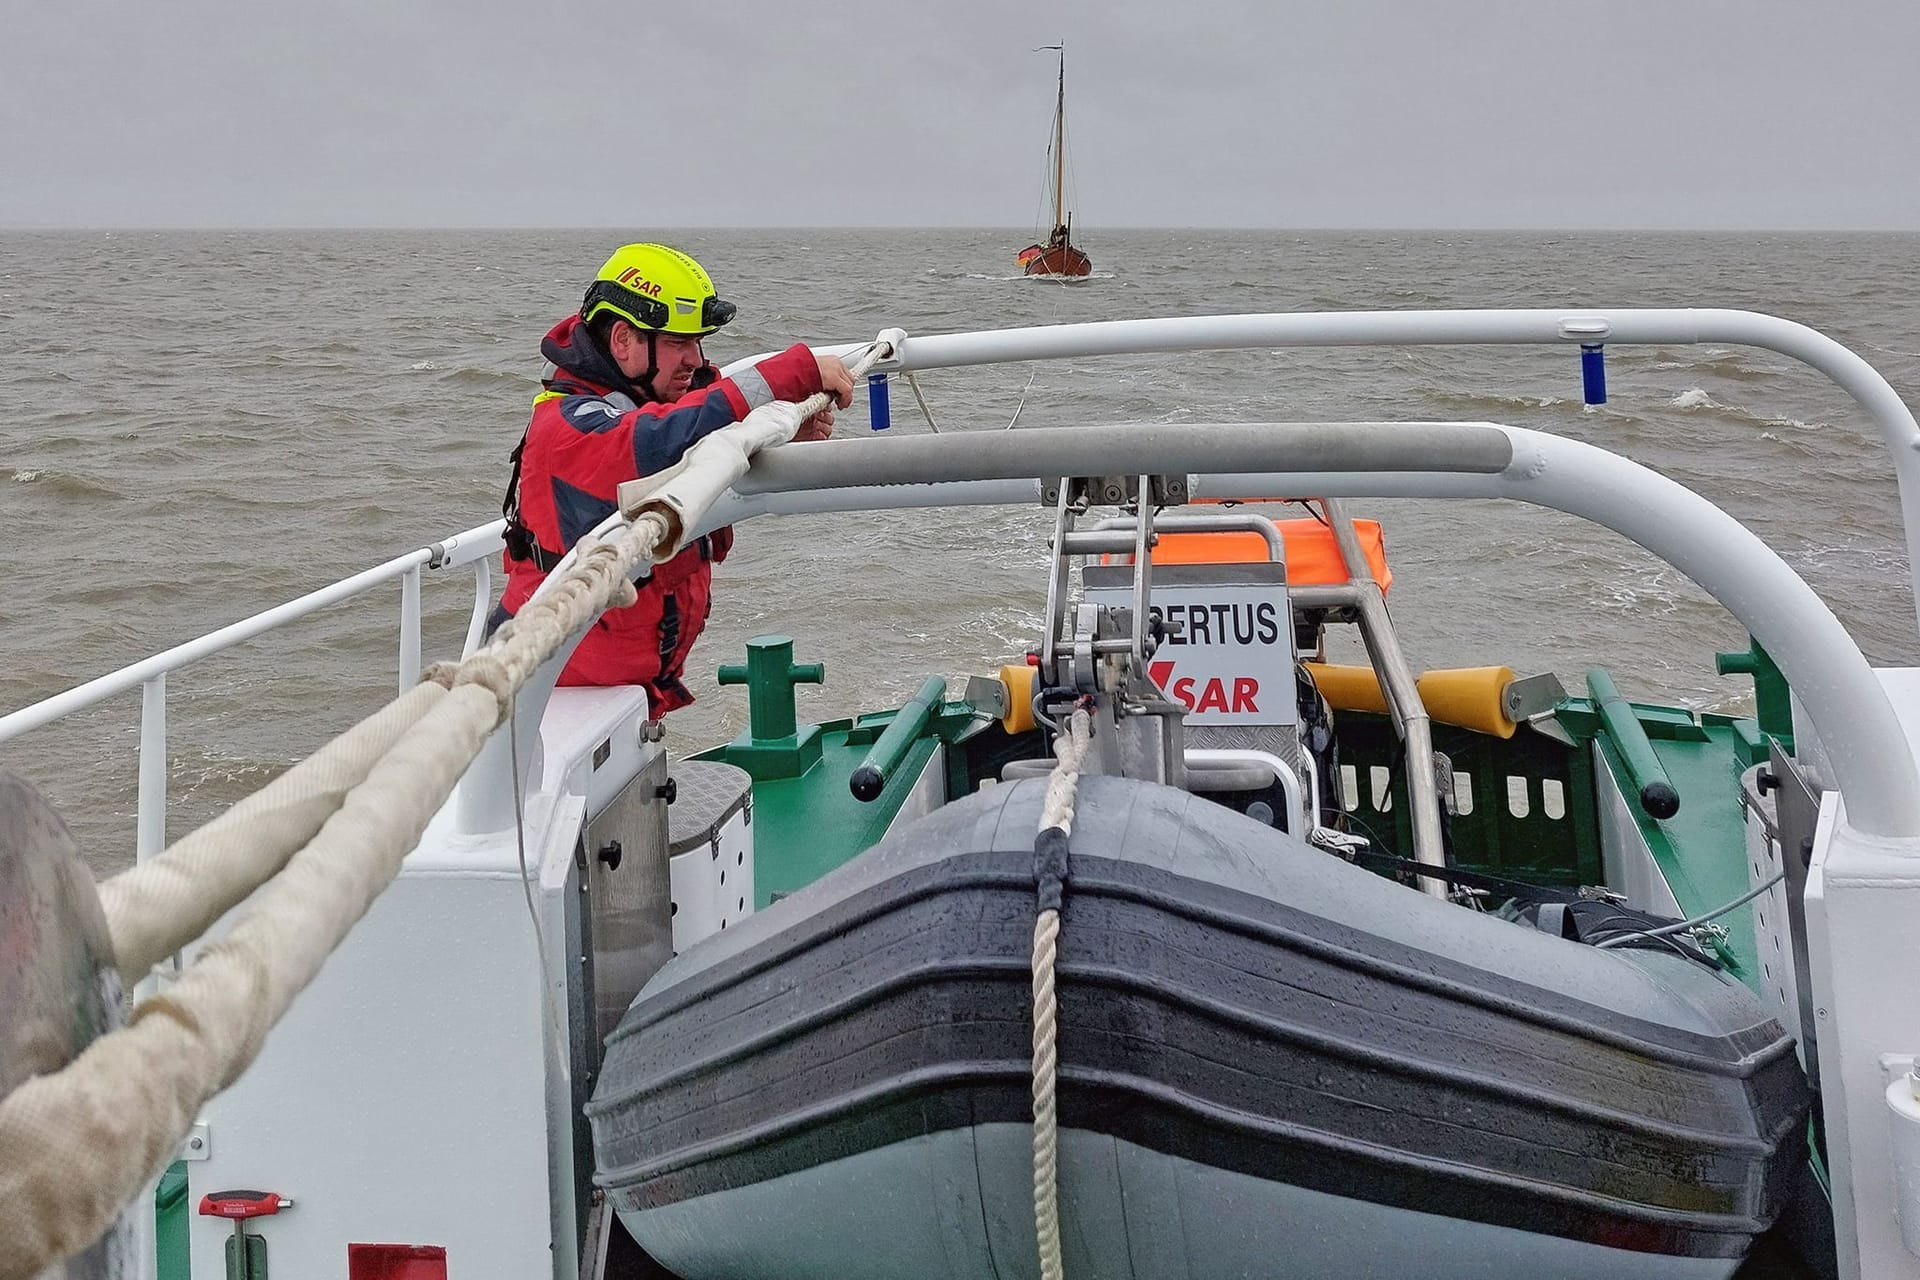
1505,673,1569,724
1039,474,1189,509
965,674,1010,719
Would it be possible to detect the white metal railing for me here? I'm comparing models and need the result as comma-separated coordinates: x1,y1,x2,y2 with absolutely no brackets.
0,519,506,860
763,308,1920,636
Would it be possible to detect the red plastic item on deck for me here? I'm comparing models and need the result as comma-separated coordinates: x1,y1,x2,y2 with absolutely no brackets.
348,1243,448,1279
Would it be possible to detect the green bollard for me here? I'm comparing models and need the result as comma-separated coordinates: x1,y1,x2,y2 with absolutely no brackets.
716,636,826,780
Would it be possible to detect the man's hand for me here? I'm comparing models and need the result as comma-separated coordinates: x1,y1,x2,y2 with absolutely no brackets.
796,406,834,441
815,353,855,408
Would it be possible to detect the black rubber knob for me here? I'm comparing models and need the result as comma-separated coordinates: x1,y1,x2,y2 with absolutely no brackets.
1640,781,1680,820
850,765,884,803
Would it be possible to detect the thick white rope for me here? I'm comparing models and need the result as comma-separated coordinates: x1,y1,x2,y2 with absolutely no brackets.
0,334,897,1279
98,680,448,981
1031,707,1091,1280
1039,712,1092,835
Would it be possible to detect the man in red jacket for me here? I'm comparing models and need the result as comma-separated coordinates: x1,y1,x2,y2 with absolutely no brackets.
497,242,853,712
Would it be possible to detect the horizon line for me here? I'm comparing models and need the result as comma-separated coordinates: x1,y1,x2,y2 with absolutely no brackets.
4,222,1920,236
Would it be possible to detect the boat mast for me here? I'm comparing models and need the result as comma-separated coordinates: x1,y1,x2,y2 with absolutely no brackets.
1052,46,1067,237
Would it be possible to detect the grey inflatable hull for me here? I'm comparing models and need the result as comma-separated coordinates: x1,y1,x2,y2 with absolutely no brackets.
589,776,1808,1279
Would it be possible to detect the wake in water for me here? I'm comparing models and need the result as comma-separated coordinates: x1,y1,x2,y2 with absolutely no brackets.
939,270,1118,282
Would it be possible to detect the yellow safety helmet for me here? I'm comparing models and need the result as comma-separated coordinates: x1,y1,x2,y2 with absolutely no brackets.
580,243,737,337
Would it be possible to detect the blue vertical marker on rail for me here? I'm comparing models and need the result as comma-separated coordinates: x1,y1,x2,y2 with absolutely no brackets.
867,372,891,431
1580,344,1607,405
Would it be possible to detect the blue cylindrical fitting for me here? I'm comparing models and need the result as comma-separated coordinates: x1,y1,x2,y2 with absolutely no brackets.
1580,344,1607,406
867,372,891,431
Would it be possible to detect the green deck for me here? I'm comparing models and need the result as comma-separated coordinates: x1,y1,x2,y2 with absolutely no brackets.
156,1161,188,1280
697,710,947,908
1598,712,1768,983
1341,694,1767,991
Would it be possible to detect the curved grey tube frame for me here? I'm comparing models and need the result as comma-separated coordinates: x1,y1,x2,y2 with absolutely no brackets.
728,422,1514,493
695,420,1920,839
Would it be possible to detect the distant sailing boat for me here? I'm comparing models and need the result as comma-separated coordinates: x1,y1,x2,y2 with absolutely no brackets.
1016,44,1092,278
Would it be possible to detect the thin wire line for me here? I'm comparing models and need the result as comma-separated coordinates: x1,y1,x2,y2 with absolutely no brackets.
511,701,572,1085
1594,871,1786,950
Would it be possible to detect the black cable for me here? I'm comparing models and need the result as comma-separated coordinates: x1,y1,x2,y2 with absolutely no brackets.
1289,498,1332,528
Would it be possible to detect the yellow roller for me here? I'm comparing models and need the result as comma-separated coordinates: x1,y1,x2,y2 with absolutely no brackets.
1301,663,1390,716
1418,665,1518,738
1303,663,1519,738
999,663,1038,734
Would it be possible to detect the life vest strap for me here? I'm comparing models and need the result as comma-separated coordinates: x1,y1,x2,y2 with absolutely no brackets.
508,533,712,577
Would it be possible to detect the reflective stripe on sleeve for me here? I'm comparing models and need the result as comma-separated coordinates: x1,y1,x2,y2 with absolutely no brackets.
732,365,773,409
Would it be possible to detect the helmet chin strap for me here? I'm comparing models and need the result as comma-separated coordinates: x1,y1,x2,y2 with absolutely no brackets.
604,322,663,403
633,329,663,403
630,328,710,403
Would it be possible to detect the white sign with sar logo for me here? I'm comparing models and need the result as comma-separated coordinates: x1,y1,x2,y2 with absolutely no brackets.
1083,565,1297,727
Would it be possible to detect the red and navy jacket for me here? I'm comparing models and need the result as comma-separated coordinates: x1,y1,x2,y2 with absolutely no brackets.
499,315,824,704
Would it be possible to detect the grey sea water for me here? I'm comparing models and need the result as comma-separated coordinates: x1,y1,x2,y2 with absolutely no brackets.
1,228,1915,872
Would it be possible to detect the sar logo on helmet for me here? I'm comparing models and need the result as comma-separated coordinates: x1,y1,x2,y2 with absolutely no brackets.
614,268,662,298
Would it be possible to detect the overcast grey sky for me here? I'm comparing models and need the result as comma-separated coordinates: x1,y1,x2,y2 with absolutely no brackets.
4,0,1917,230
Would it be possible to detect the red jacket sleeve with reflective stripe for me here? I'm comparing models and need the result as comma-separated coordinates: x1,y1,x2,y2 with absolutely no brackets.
535,342,823,498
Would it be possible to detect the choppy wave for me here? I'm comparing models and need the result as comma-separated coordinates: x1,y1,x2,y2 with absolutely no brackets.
1670,386,1818,430
1786,538,1911,578
1646,348,1786,381
174,750,280,798
1423,387,1587,415
1593,571,1695,617
433,365,536,390
6,467,121,499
